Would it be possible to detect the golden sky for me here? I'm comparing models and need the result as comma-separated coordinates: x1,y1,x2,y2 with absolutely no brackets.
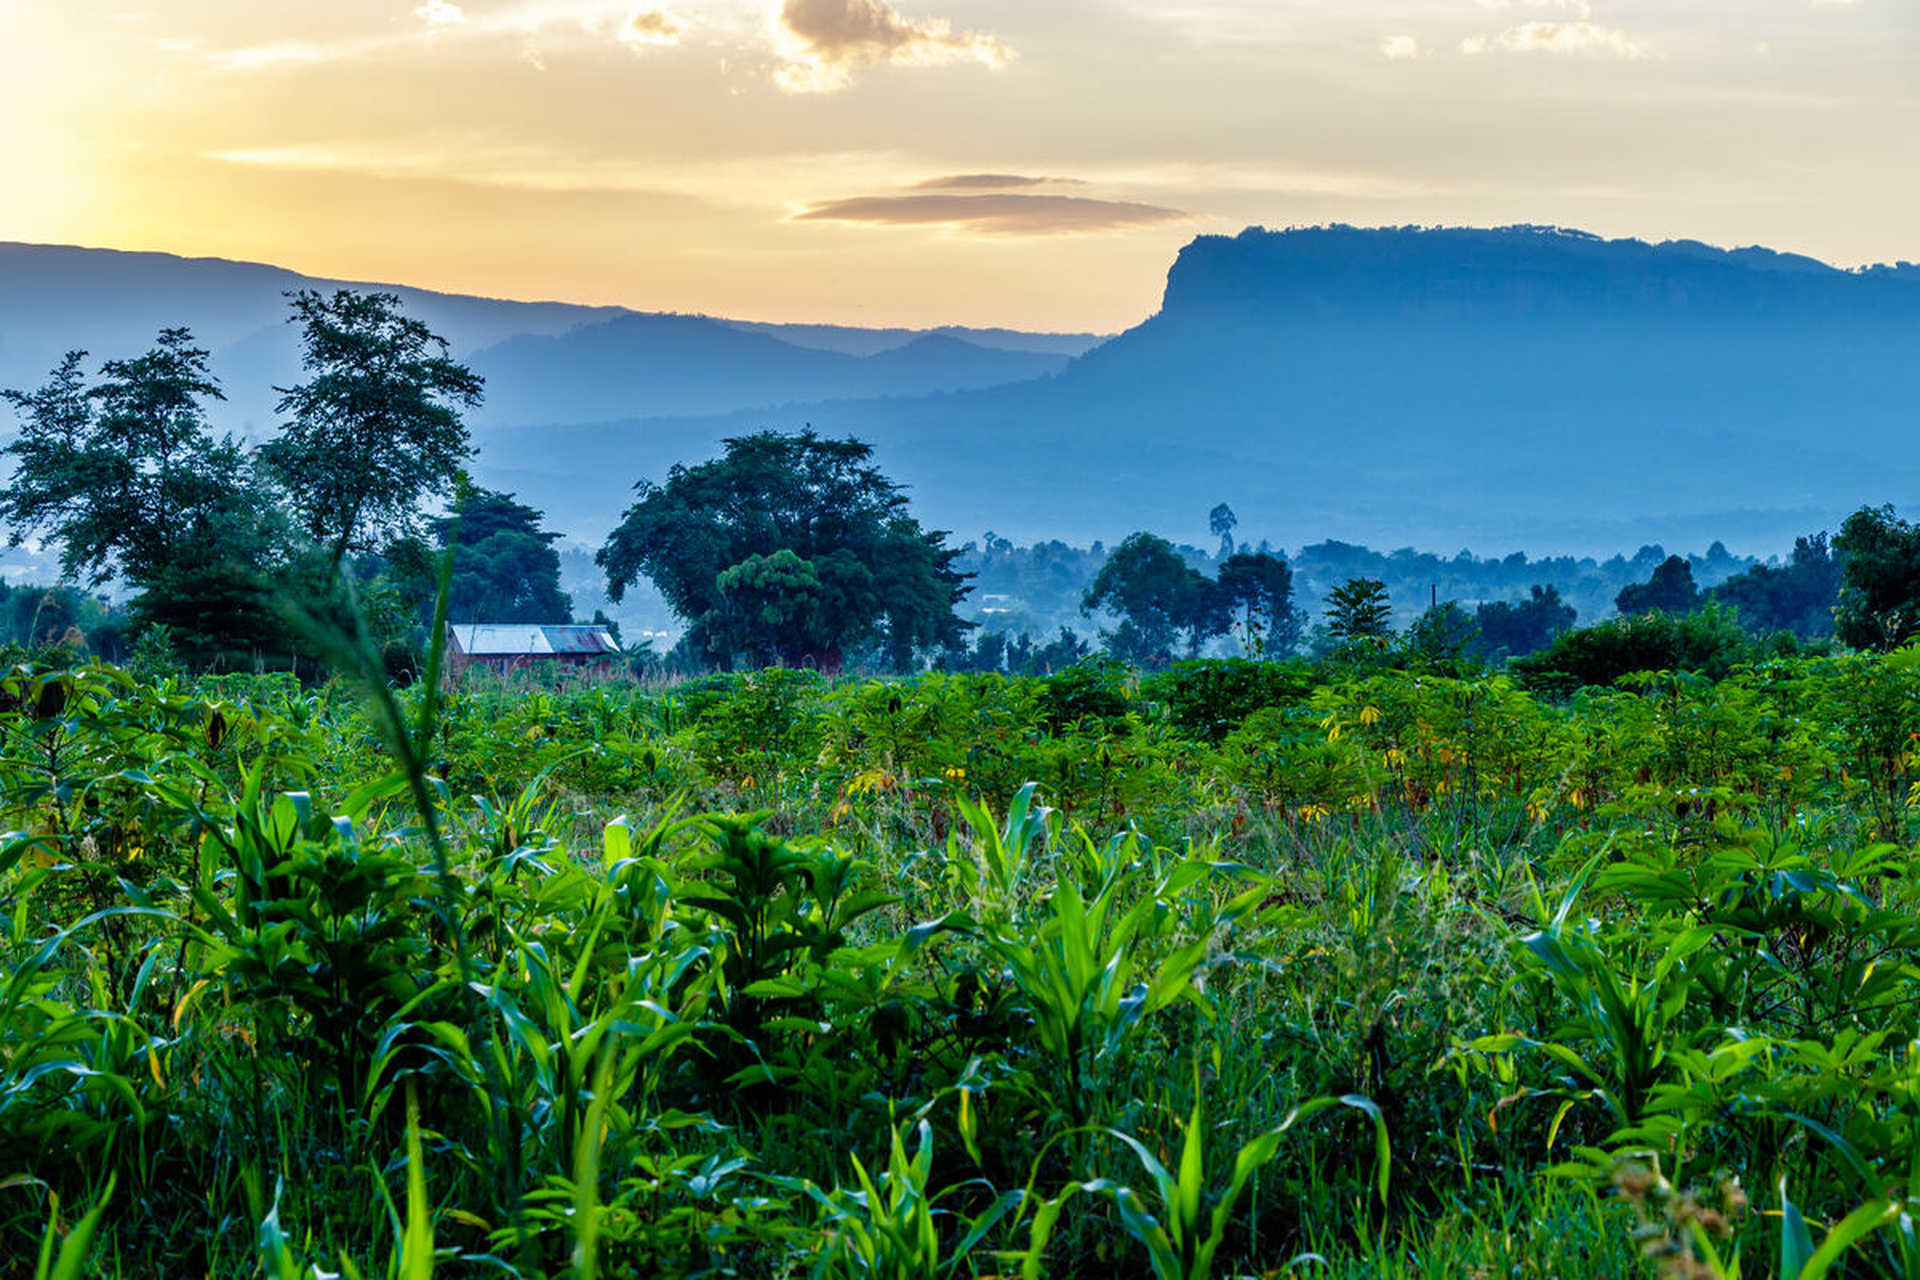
5,0,1916,331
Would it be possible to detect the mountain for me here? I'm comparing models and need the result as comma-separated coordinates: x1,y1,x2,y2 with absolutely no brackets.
466,316,1068,426
0,242,1093,434
727,320,1103,357
476,226,1920,554
0,242,629,431
11,229,1920,561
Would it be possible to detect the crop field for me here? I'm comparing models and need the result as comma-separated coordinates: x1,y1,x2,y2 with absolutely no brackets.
4,649,1920,1278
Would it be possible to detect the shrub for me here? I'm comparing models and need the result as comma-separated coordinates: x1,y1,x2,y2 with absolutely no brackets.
1512,602,1751,693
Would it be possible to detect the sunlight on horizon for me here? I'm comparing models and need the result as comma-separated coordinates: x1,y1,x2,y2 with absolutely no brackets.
5,0,1917,329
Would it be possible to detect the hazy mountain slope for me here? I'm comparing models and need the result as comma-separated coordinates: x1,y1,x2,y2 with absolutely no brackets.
727,320,1105,357
0,243,628,429
478,226,1920,555
0,242,1085,434
467,317,1068,426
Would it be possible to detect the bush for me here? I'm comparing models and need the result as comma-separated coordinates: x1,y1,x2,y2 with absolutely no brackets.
1036,656,1134,733
1141,657,1316,742
1512,602,1751,693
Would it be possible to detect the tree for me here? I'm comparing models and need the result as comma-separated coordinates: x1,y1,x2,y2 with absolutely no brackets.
429,484,574,623
1209,503,1238,560
1406,600,1479,666
597,430,969,670
1214,551,1302,656
261,290,484,567
1616,555,1700,617
1711,533,1842,639
1082,532,1225,665
1513,603,1751,692
1324,578,1392,649
1834,505,1920,651
0,333,288,666
1474,584,1576,657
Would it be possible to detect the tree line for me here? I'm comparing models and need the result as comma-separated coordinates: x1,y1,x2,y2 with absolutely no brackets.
0,294,631,674
7,289,1920,681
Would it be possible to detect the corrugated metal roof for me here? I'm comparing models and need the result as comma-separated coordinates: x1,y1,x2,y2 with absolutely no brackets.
452,625,621,656
541,625,622,655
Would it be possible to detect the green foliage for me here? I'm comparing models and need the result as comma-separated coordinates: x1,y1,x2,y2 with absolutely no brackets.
430,483,574,624
260,290,484,566
1215,551,1301,656
1616,554,1702,617
1083,537,1302,665
1513,601,1752,692
1404,601,1480,670
1324,577,1393,652
1474,583,1576,658
0,334,286,666
3,645,1920,1277
1142,657,1314,742
597,429,969,671
1713,533,1841,639
1834,503,1920,651
1083,532,1224,664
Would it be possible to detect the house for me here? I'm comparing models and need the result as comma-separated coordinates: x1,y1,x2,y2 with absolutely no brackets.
444,624,623,679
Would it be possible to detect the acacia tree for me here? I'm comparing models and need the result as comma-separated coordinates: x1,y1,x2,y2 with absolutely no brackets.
0,331,288,665
597,430,969,670
1215,551,1301,655
261,290,483,567
1081,532,1227,664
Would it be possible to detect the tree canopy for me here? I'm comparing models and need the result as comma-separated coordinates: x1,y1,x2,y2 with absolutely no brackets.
0,332,288,667
1081,532,1226,665
1214,551,1300,655
596,430,969,670
1834,505,1920,651
260,290,484,567
1711,533,1841,639
1615,555,1701,617
1324,578,1393,649
429,484,574,624
1474,584,1576,657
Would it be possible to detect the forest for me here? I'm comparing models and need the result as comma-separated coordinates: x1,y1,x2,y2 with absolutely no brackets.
5,292,1920,1277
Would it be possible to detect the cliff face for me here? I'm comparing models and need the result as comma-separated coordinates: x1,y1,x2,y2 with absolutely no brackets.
1149,224,1920,324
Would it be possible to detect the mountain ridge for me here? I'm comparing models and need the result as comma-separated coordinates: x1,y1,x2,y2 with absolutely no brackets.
0,240,1100,431
471,224,1920,555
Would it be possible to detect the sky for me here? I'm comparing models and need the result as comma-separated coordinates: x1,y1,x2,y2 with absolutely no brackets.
3,0,1916,331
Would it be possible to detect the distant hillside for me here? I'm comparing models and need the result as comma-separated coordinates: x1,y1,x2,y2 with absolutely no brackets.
478,226,1920,554
0,242,1088,434
727,320,1104,358
468,318,1068,427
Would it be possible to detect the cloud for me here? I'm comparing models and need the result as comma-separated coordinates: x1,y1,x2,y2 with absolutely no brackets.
1461,22,1654,59
210,1,692,72
1477,0,1592,16
1380,34,1419,60
414,1,469,29
795,193,1185,235
773,0,1012,93
621,8,680,46
910,173,1082,191
210,40,341,71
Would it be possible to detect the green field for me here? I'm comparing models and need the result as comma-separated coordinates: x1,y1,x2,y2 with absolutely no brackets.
4,649,1919,1277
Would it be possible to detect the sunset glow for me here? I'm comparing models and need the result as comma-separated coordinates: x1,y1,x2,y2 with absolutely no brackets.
6,0,1917,329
